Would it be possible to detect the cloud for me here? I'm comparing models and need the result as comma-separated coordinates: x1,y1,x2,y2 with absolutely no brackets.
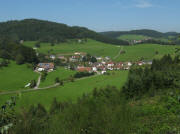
134,0,153,8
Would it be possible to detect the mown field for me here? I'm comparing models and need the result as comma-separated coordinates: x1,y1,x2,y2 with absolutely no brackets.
0,70,128,109
115,44,179,61
24,39,180,62
24,39,120,58
0,61,39,92
117,34,149,41
39,67,76,88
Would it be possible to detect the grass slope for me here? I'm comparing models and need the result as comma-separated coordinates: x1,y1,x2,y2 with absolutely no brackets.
24,39,120,58
0,61,39,92
39,67,76,88
117,34,149,41
115,44,179,61
0,70,128,109
24,39,179,62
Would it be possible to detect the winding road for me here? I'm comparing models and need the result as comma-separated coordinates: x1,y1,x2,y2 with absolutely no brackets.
0,74,100,96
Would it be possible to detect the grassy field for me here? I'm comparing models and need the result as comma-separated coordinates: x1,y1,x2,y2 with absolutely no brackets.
117,34,149,41
115,44,179,61
0,61,39,92
24,39,120,58
24,39,179,62
0,70,128,109
39,67,77,88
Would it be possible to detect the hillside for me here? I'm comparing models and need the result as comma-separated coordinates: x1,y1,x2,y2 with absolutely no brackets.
0,19,129,45
0,61,38,92
24,39,180,62
101,29,165,38
101,29,180,44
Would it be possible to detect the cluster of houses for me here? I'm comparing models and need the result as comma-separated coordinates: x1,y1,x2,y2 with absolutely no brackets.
36,60,152,75
131,38,152,45
35,52,152,74
76,60,152,74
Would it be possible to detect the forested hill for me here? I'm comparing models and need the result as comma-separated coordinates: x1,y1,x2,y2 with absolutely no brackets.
101,29,180,39
0,19,129,45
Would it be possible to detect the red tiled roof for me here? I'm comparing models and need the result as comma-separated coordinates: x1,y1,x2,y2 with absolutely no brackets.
77,67,92,72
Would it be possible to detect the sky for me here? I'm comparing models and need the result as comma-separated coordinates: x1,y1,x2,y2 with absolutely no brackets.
0,0,180,32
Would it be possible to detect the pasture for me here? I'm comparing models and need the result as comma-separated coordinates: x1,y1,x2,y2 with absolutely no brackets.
39,67,76,88
0,70,128,109
117,34,149,41
0,61,39,92
24,39,179,62
24,39,120,58
115,44,179,61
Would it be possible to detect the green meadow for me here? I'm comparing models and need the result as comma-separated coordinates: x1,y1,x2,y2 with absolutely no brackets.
0,61,39,92
39,67,76,88
0,70,128,109
115,44,179,61
24,39,179,62
117,34,149,41
24,39,120,58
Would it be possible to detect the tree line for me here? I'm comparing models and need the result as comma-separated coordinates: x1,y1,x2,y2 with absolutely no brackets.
0,37,38,65
0,19,129,45
122,54,180,99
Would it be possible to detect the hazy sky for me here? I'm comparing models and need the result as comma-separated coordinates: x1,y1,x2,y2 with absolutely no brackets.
0,0,179,32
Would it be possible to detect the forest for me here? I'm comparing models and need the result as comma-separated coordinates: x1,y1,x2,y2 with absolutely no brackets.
0,19,129,46
123,54,180,99
0,37,38,65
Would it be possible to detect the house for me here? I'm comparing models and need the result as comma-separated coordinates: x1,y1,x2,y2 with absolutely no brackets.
69,55,81,62
50,55,56,60
101,61,106,65
93,62,103,67
58,56,65,59
124,62,132,67
96,57,102,61
137,61,143,66
58,56,67,62
123,62,132,70
74,52,81,55
92,67,97,72
105,56,110,61
143,61,152,65
114,65,123,70
97,66,106,71
106,62,115,70
36,63,54,72
77,67,92,72
101,70,107,74
78,39,82,43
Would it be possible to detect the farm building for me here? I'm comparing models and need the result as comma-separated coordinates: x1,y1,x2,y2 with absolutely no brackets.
36,63,54,72
77,67,92,73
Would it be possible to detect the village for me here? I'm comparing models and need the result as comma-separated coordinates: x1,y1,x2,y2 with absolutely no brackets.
36,52,152,74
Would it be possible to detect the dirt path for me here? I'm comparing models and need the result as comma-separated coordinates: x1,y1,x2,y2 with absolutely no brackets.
0,74,100,96
34,73,41,89
113,46,123,60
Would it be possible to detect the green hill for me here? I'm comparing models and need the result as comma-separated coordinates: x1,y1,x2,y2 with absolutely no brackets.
24,39,180,62
0,19,129,45
0,70,128,109
0,61,38,92
101,29,165,38
117,34,149,41
101,29,180,44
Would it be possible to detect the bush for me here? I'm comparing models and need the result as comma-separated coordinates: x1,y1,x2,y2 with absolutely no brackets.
30,80,36,88
74,72,95,78
41,71,48,81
